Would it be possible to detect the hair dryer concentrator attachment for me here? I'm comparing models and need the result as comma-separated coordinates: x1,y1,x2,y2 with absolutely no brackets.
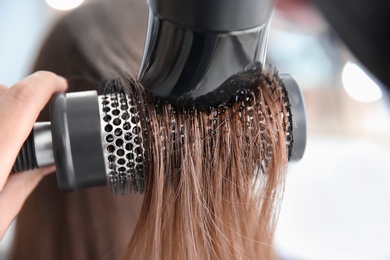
138,0,273,109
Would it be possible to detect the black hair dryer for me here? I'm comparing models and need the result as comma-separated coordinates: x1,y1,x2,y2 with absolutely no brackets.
138,0,274,109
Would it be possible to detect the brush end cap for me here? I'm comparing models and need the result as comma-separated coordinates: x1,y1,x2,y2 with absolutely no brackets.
281,74,307,161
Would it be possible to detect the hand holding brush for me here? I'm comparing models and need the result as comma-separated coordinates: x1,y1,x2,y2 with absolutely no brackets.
0,71,67,239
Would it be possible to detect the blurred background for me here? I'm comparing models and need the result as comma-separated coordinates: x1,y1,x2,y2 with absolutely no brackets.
0,0,389,259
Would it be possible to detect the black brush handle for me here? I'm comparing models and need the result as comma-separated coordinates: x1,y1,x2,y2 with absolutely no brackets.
11,122,54,173
9,91,117,192
11,130,38,173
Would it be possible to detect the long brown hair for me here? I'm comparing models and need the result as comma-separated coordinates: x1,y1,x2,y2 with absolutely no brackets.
12,1,288,259
123,68,288,259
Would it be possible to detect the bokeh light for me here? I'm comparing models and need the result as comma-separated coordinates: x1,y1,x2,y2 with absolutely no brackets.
342,61,382,103
45,0,84,11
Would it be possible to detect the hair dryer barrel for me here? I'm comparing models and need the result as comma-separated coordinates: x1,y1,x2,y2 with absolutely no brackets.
147,0,273,32
138,0,274,109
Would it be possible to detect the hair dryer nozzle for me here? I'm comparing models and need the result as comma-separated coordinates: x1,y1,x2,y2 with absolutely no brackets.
138,4,273,109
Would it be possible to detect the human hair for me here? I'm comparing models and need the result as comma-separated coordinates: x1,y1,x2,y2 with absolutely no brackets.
123,70,288,259
12,1,288,259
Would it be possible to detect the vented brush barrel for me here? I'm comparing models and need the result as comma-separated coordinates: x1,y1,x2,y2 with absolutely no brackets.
12,91,145,194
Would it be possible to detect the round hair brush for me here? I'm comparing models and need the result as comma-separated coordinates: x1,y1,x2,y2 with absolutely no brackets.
11,72,306,194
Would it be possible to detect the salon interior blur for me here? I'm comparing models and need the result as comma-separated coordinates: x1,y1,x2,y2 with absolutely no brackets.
1,0,389,259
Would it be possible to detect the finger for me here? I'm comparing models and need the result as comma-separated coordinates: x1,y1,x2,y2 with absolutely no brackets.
0,166,54,240
0,71,67,190
0,84,7,97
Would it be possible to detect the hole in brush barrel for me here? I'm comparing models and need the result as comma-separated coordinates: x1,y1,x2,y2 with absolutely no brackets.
126,153,134,160
105,134,114,142
105,124,113,132
123,122,131,130
115,139,124,147
113,118,121,126
131,116,140,124
125,143,133,151
108,154,115,162
122,112,130,120
103,115,111,122
107,145,115,153
117,158,126,165
133,137,141,145
134,147,142,154
114,128,123,136
132,126,141,134
124,133,132,141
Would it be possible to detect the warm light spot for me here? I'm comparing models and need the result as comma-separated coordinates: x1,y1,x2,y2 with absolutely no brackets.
342,62,382,103
45,0,84,11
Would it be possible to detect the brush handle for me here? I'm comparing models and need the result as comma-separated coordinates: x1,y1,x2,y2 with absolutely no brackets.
11,129,38,173
10,91,108,191
11,122,54,173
